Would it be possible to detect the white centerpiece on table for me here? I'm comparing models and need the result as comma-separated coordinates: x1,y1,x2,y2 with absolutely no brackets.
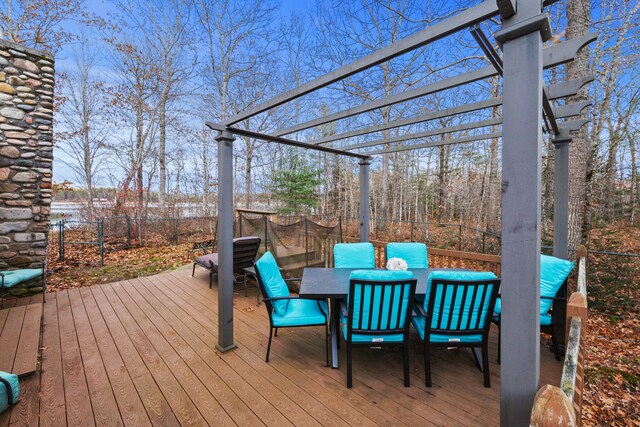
386,257,408,271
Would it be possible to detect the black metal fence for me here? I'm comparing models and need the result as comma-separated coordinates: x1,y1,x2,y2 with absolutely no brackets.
49,216,217,266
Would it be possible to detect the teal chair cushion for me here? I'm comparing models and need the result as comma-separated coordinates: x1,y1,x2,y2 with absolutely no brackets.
411,316,483,343
0,371,19,413
413,271,498,342
386,242,428,268
334,243,375,268
342,270,414,342
1,269,42,288
493,255,573,317
539,255,573,314
493,299,552,325
255,252,290,317
272,299,328,327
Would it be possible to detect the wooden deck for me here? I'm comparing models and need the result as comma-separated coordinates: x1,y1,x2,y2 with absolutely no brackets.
1,267,561,426
0,303,42,376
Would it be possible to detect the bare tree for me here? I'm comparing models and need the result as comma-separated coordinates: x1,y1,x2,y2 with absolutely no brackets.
56,37,110,219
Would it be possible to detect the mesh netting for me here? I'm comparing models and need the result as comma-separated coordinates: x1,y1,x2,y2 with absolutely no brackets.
236,214,342,269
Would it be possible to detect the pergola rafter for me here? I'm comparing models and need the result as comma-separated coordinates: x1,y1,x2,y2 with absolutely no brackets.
208,2,596,423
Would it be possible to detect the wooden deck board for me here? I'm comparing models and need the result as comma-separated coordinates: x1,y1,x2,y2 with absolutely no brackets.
0,306,26,373
39,293,67,427
2,267,563,426
12,303,42,376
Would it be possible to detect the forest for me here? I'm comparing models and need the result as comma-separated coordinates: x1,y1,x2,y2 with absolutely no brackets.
2,0,638,252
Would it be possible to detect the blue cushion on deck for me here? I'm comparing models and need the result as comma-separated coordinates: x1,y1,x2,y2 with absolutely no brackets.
0,269,42,288
493,255,573,318
386,242,428,268
255,252,290,317
413,271,498,343
334,243,375,268
0,371,19,413
272,299,328,327
342,270,414,343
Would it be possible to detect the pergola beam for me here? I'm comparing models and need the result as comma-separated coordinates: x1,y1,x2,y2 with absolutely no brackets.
206,122,371,160
364,131,501,155
275,66,497,137
310,97,503,146
222,1,501,126
273,34,596,138
341,117,501,151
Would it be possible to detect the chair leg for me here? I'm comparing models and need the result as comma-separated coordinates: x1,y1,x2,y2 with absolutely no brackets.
209,272,213,289
482,344,491,388
266,327,273,362
192,263,196,277
551,328,562,361
347,341,353,388
403,342,410,387
424,340,432,387
274,328,278,337
42,276,46,303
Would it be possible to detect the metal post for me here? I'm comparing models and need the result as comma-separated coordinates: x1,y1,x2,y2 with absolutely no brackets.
553,140,570,260
305,219,309,267
126,216,132,248
58,220,64,261
495,2,550,424
98,219,105,267
359,160,371,242
216,130,236,353
263,216,268,253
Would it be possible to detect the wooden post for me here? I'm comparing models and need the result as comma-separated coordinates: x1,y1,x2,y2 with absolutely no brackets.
216,130,236,353
495,1,551,423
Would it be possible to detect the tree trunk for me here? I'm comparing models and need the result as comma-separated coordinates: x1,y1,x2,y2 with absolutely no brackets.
159,96,167,211
566,0,591,252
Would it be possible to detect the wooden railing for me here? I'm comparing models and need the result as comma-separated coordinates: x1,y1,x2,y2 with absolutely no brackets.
342,237,502,274
530,246,588,427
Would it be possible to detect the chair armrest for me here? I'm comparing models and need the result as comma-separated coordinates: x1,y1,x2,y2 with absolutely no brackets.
262,295,300,302
541,295,565,302
284,278,302,283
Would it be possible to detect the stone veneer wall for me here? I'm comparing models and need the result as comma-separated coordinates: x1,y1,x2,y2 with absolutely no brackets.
0,40,54,272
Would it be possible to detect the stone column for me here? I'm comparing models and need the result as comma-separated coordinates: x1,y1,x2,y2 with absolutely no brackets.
0,40,54,292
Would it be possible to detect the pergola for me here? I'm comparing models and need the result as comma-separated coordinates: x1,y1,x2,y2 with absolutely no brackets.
207,1,594,423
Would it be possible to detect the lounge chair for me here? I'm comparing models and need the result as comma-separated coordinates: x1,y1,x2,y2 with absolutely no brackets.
0,264,45,308
192,236,261,294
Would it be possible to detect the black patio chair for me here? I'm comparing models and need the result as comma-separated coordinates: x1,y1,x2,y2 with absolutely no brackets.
340,270,417,388
192,236,261,295
411,271,500,387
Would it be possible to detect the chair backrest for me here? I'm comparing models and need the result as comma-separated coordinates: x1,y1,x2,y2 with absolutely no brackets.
334,242,375,268
492,255,574,319
254,251,290,317
424,271,500,339
540,255,573,315
232,236,262,271
347,270,417,340
385,242,428,268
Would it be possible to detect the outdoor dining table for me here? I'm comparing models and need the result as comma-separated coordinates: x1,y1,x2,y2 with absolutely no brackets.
299,267,468,369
